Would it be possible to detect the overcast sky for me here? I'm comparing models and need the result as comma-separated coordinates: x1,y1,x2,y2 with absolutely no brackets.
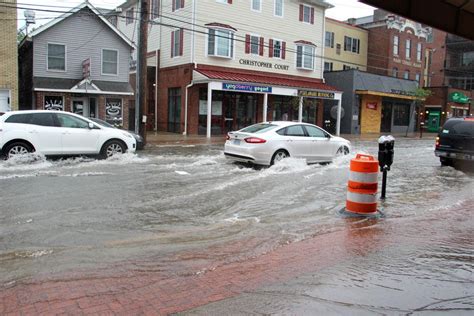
17,0,375,29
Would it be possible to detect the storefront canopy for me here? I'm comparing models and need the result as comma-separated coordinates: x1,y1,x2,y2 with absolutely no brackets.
194,68,340,92
33,77,134,96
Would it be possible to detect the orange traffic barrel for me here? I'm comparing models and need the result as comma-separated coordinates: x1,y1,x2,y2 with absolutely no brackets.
345,154,379,215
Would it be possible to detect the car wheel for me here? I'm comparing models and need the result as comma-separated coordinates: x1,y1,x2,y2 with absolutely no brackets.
440,157,452,166
271,150,289,165
336,146,350,156
100,140,126,159
4,142,34,159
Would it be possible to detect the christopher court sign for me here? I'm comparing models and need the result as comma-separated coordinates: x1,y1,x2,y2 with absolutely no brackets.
239,59,290,71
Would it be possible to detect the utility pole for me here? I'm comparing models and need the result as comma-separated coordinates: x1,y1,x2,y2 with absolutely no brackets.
135,0,149,141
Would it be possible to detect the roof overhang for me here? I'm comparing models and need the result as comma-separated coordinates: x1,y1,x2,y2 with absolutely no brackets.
356,90,418,100
359,0,474,40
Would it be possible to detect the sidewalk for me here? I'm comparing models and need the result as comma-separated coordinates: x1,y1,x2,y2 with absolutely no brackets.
144,131,438,146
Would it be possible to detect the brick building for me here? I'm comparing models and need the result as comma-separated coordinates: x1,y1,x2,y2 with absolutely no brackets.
0,0,18,112
114,0,344,137
353,9,432,87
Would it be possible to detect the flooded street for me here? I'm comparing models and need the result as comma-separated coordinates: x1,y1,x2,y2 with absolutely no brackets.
1,138,473,314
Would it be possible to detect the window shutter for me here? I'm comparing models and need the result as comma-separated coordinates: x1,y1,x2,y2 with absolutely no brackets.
228,0,232,3
311,7,314,24
181,0,185,9
180,28,184,56
269,39,274,58
259,37,264,56
172,0,175,12
299,5,303,21
282,41,286,59
245,34,250,54
171,31,174,57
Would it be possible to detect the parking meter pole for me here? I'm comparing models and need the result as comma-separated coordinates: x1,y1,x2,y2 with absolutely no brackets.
378,135,395,200
381,169,387,200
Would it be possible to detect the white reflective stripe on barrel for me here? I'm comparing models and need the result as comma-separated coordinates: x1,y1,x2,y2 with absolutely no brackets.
347,191,377,204
349,171,379,183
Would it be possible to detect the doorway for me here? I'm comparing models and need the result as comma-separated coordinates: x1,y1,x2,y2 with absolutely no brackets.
72,97,97,119
0,90,10,113
381,102,392,133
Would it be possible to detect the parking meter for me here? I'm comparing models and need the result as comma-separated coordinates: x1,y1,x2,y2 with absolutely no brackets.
378,135,395,171
378,135,395,199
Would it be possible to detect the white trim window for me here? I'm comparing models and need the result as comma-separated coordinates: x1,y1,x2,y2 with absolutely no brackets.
171,29,183,58
406,39,411,60
344,36,360,53
393,35,399,55
208,28,234,58
251,0,261,12
272,39,282,58
47,43,66,71
404,70,410,80
151,0,159,19
296,44,314,70
416,42,422,62
324,62,333,72
172,0,184,12
102,49,118,75
274,0,283,17
325,31,334,48
302,5,311,23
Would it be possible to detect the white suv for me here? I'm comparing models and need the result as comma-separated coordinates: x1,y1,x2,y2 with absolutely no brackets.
0,110,136,159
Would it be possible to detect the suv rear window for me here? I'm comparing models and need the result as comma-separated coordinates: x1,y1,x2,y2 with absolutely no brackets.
5,113,33,124
240,123,277,134
442,120,474,136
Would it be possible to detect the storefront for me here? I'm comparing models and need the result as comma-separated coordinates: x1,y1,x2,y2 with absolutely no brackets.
324,69,418,134
183,67,342,137
33,78,134,129
424,88,472,130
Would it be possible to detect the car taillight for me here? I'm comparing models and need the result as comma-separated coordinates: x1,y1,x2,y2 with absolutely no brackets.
435,136,440,149
244,137,266,144
465,117,474,121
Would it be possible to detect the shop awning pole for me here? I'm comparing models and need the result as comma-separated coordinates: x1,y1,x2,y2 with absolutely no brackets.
207,85,212,138
336,93,342,136
263,93,268,122
298,97,303,122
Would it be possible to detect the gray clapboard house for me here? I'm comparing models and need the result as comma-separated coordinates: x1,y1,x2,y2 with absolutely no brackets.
19,1,136,129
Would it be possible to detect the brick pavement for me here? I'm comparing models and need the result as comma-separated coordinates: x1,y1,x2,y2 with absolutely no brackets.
0,219,388,315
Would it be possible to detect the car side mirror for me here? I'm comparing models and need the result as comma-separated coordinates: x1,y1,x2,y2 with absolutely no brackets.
88,122,95,129
325,133,331,139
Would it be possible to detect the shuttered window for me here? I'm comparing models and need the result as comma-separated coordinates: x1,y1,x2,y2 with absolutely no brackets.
299,4,314,24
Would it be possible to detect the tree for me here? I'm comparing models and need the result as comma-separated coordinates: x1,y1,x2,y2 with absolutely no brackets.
408,88,432,136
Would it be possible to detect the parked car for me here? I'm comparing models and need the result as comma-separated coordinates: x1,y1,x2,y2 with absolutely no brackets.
224,121,351,166
0,110,136,159
435,117,474,166
90,118,145,150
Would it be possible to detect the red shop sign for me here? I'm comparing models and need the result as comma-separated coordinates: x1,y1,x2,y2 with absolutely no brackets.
366,102,377,110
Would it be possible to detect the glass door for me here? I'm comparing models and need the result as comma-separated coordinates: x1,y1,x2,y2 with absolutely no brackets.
381,102,392,133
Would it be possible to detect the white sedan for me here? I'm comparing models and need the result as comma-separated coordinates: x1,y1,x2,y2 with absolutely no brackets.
224,122,350,166
0,110,136,159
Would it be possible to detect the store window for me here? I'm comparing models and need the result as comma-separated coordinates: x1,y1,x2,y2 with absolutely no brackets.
208,28,234,58
272,96,297,121
44,95,64,111
393,104,410,126
105,98,123,127
296,44,314,70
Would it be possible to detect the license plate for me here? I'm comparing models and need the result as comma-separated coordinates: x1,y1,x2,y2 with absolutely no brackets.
233,139,241,145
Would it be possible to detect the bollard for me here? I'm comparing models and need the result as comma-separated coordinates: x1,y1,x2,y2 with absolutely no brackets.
340,154,381,218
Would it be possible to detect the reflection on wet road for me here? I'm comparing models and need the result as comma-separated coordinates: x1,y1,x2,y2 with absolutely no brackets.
1,138,473,313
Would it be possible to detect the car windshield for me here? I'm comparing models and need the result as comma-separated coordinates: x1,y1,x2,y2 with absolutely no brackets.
240,123,277,134
90,118,115,129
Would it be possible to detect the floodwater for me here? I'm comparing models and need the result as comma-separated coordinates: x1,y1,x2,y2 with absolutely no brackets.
0,138,473,313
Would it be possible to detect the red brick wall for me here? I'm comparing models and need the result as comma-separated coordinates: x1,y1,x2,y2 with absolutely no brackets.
426,29,447,87
156,63,194,132
367,26,390,76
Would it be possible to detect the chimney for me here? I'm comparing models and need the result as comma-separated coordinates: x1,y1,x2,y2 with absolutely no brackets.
347,18,357,25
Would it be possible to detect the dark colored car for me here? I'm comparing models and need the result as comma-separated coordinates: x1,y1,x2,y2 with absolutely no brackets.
435,117,474,166
90,118,145,150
